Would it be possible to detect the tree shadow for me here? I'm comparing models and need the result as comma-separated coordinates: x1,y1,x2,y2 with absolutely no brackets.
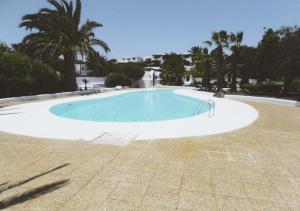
0,179,70,210
0,183,8,188
0,163,70,194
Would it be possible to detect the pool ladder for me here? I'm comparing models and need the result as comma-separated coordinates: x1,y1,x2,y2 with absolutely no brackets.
193,99,215,118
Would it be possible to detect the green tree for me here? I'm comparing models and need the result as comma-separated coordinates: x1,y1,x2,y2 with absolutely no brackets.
0,52,32,97
205,31,229,90
142,59,161,67
86,52,117,77
256,28,280,82
228,32,244,92
105,73,130,87
0,43,11,55
277,26,300,94
189,46,212,90
117,63,145,86
290,78,300,100
31,60,60,94
161,53,186,85
239,46,257,86
19,0,110,91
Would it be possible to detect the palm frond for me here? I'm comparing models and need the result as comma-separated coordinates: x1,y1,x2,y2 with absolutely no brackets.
89,38,110,53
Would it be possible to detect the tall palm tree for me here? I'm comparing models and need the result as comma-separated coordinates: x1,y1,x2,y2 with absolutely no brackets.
228,32,243,92
19,0,110,91
161,53,186,85
189,46,212,90
204,30,229,90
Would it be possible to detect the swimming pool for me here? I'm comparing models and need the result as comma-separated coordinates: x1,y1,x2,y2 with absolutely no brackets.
50,89,209,122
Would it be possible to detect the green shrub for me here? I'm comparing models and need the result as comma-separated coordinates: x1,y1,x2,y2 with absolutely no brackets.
31,60,60,94
0,52,61,97
118,63,145,84
244,84,260,94
290,78,300,100
244,82,282,96
0,52,32,97
290,79,300,90
105,74,130,87
260,83,282,95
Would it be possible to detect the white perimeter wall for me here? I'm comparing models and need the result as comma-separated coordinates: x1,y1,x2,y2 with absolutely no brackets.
226,95,300,107
76,77,107,90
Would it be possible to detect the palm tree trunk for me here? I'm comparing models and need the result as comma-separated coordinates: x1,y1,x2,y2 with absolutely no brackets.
203,63,211,90
231,66,237,92
216,47,225,91
217,62,224,91
63,51,77,91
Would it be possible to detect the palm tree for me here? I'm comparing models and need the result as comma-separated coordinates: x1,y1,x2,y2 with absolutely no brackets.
0,43,10,55
204,31,229,91
189,46,212,90
228,32,244,92
19,0,110,91
161,53,186,85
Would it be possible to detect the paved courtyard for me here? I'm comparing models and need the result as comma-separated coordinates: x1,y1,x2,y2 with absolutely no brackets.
0,101,299,210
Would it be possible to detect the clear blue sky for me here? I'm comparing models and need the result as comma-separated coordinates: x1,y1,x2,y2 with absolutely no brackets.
0,0,300,59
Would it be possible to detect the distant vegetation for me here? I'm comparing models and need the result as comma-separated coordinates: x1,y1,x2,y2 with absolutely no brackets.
0,44,59,97
0,0,109,97
86,55,145,87
187,28,300,99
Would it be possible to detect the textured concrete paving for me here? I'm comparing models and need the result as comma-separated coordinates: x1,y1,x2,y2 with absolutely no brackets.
0,101,299,210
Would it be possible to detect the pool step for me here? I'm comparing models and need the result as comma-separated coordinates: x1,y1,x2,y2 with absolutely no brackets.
90,132,138,146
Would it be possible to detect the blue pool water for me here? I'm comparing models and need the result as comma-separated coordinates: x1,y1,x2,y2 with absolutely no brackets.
50,89,209,122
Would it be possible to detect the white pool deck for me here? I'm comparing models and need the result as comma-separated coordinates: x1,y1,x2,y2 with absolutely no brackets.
0,88,259,145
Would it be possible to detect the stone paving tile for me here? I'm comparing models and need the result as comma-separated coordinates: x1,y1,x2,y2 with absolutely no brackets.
244,183,289,208
137,204,176,211
141,185,180,209
207,151,231,161
211,167,241,183
0,101,299,210
249,199,291,210
151,172,183,189
183,162,211,178
213,180,247,198
95,166,128,181
280,191,300,210
230,152,256,162
177,190,218,210
239,172,270,185
62,179,118,210
107,181,148,207
121,170,156,185
217,196,253,211
98,198,139,211
182,175,213,194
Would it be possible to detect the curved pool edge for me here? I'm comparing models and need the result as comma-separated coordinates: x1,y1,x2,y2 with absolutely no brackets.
49,89,210,123
0,88,259,145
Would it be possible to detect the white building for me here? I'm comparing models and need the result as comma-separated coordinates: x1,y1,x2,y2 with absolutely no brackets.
76,77,107,90
182,65,195,86
118,56,143,63
75,63,93,76
139,67,162,88
143,53,192,65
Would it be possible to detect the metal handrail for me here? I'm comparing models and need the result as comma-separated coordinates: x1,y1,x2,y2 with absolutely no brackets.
193,100,216,117
197,102,209,115
208,100,215,117
193,101,209,116
193,102,205,115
